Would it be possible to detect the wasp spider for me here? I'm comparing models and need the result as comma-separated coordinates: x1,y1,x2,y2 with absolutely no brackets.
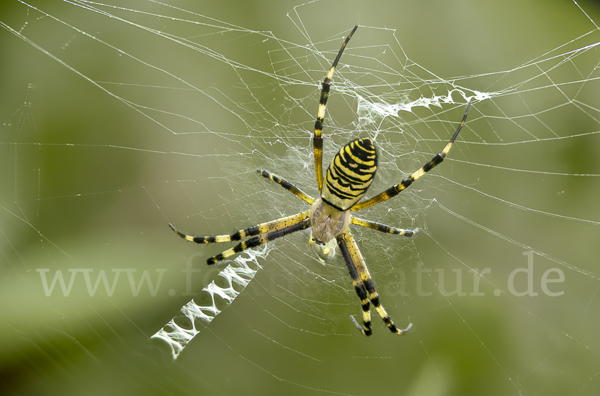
170,25,472,336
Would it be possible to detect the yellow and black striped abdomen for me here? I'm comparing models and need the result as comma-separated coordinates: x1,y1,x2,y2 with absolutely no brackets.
321,137,378,211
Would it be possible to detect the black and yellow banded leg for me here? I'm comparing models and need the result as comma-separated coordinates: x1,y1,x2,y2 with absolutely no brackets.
337,230,412,335
351,217,416,237
313,25,358,193
257,169,315,205
352,100,472,212
169,210,311,245
336,232,372,336
208,216,311,265
363,276,413,335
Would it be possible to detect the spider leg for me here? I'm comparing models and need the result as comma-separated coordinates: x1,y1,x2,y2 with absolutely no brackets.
313,25,358,193
207,215,311,265
257,169,315,205
170,210,310,261
336,231,373,336
351,217,416,237
352,100,472,212
337,230,412,335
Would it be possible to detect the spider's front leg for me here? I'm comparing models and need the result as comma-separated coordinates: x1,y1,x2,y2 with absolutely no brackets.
337,230,413,336
170,210,311,264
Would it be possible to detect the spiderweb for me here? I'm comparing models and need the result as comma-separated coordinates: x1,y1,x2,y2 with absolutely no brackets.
1,1,600,395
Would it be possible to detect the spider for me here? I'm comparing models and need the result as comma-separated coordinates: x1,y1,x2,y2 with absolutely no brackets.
169,25,471,336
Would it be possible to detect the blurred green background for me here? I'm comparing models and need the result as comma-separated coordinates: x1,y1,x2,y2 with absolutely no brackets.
1,1,600,395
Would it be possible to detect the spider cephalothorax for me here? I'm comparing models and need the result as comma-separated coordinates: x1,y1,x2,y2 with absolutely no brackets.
170,25,471,336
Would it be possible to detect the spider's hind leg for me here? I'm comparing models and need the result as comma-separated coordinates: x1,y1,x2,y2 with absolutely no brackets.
351,100,472,212
257,169,315,205
351,217,417,238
